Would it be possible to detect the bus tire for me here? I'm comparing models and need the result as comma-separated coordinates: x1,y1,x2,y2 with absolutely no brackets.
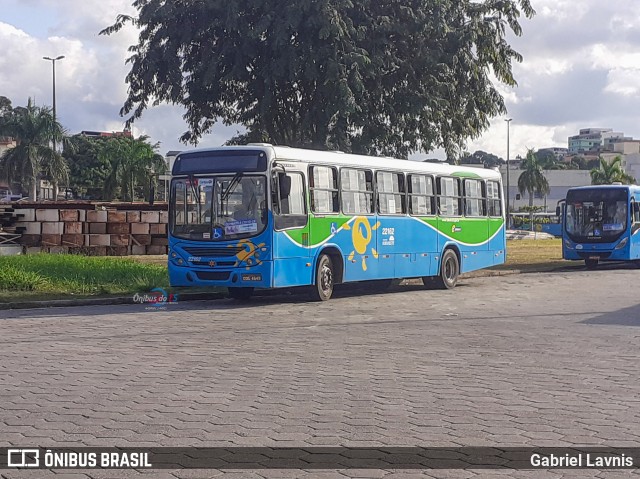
309,254,334,301
584,258,599,270
228,287,254,300
434,249,459,290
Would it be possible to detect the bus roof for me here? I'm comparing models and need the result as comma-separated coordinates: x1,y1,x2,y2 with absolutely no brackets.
568,184,639,191
176,145,501,180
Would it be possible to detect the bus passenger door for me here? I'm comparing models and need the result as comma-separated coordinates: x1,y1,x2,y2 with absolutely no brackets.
271,170,312,287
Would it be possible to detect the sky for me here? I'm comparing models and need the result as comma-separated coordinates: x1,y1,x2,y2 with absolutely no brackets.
1,0,639,160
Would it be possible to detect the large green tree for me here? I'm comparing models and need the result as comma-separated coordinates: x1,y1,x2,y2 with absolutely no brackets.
99,135,166,201
102,0,534,157
590,156,635,185
517,149,550,228
64,135,113,199
459,150,504,168
0,98,68,200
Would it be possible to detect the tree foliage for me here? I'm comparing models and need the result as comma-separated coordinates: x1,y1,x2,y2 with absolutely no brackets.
590,156,636,185
0,98,68,200
102,0,535,157
459,150,504,168
536,149,565,170
64,135,113,199
99,136,166,201
517,149,549,206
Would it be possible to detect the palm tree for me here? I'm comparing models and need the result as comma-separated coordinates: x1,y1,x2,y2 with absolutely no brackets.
0,98,68,200
518,149,550,229
101,135,167,201
590,156,635,185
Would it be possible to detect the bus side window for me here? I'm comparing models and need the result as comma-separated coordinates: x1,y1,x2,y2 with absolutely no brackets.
376,171,406,215
437,177,461,216
408,174,434,215
463,179,485,217
341,168,374,215
634,201,640,223
309,165,339,214
487,180,502,217
274,172,307,230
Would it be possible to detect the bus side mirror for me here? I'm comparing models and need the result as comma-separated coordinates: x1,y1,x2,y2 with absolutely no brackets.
556,206,561,216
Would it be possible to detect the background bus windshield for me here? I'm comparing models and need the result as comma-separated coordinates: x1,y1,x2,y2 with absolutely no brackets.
565,189,628,241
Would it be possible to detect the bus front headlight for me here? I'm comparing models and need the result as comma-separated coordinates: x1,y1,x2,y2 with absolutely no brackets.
563,239,574,250
615,237,628,250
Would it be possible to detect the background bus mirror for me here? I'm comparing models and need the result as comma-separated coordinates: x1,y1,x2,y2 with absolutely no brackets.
556,206,561,216
279,174,292,199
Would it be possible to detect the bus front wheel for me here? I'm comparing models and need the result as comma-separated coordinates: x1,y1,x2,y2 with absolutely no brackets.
310,254,334,301
434,249,459,290
585,258,599,270
228,287,254,300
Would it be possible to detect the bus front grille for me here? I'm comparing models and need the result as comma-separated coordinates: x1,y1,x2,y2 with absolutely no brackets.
183,246,243,257
195,271,231,281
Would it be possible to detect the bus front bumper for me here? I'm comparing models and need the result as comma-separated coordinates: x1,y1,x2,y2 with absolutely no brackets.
169,260,273,289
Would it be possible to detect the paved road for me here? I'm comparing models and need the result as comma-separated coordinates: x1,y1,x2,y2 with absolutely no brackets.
2,267,640,478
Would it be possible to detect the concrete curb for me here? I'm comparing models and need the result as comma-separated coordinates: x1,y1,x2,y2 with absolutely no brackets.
0,292,226,311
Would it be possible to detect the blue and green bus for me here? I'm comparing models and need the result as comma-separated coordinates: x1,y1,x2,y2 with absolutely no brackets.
561,184,640,269
168,145,506,300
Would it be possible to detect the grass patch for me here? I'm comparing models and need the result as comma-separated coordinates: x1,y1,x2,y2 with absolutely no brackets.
494,238,569,272
0,254,169,302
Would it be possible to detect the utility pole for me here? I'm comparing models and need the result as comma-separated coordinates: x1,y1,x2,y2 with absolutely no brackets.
505,118,512,229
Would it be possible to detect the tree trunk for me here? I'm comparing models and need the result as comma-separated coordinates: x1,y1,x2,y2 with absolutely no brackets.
529,192,534,237
53,183,59,201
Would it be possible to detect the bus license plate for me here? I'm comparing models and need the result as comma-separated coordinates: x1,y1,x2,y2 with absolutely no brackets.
242,274,262,281
588,256,599,260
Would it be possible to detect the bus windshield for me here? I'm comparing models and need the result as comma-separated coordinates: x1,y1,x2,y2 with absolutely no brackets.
171,175,267,241
565,189,628,241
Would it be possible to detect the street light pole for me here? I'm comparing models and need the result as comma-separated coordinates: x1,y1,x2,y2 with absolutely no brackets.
43,55,64,201
505,118,512,229
43,55,65,127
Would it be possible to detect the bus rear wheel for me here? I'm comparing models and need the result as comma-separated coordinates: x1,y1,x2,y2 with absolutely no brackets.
434,249,459,290
228,287,254,300
309,254,334,301
585,258,599,270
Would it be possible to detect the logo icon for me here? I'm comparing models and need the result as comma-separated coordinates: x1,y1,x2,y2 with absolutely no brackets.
213,228,223,239
8,449,39,467
343,217,380,271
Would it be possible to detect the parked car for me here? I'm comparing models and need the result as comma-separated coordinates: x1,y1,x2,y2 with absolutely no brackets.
0,193,24,202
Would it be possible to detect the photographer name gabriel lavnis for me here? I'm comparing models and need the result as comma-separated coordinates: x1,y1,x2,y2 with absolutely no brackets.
531,453,634,468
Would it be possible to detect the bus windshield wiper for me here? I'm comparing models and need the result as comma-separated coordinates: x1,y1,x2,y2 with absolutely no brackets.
188,174,201,206
222,172,243,201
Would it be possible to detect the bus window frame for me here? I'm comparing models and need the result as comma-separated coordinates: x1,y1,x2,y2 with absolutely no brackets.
340,167,375,216
308,164,340,215
437,176,462,218
273,171,308,231
463,178,487,217
486,180,503,218
375,170,407,216
407,173,436,217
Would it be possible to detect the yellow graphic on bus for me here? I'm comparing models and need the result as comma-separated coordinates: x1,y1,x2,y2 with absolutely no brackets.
343,217,380,271
229,239,265,270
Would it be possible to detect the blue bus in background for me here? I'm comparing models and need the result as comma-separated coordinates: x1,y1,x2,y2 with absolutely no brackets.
561,185,640,269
